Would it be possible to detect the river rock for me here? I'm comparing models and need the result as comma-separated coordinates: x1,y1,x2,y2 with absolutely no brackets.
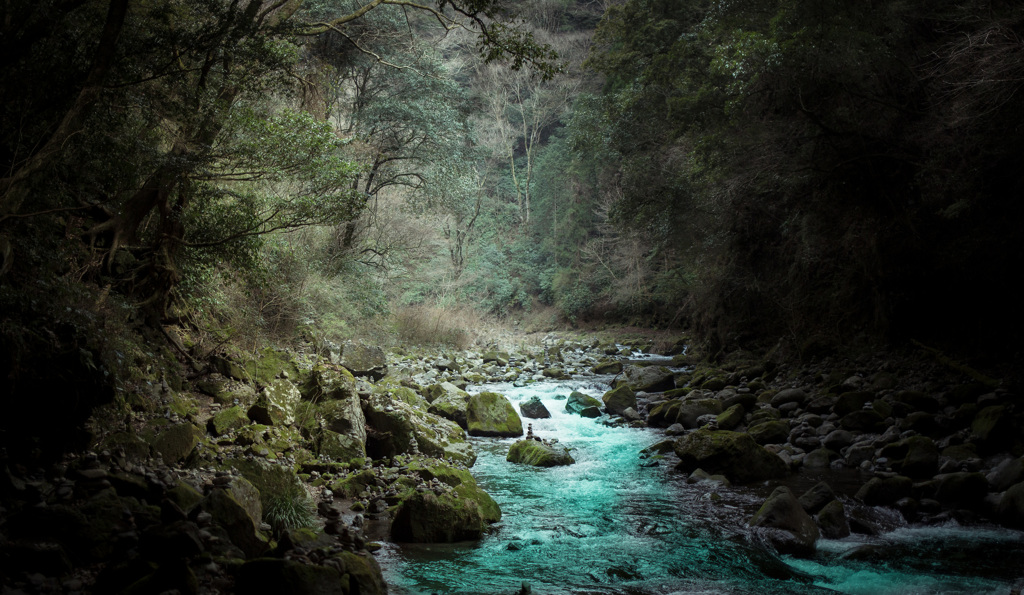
833,391,874,416
427,383,472,429
562,391,600,418
150,422,201,464
987,457,1024,491
839,409,886,433
208,405,249,437
822,429,854,451
677,398,723,428
798,481,837,514
928,472,988,507
855,475,912,506
591,360,623,374
622,365,675,393
363,389,476,465
716,404,745,431
391,489,498,542
339,342,388,380
971,405,1016,453
816,500,851,539
602,385,637,416
506,440,574,467
482,351,510,366
648,399,681,426
248,379,301,426
237,554,385,595
879,435,938,478
519,396,551,419
997,481,1024,528
750,486,819,557
201,477,269,558
673,428,788,483
467,392,523,437
770,388,809,408
748,420,790,445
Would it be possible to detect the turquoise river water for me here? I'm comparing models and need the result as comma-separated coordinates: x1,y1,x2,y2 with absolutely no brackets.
377,376,1024,595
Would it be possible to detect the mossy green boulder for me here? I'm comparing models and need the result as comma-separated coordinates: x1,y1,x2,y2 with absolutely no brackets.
673,428,788,483
566,391,602,418
150,422,201,464
248,379,301,426
506,440,575,467
363,390,476,465
602,385,636,416
208,406,249,437
427,383,471,429
466,392,523,438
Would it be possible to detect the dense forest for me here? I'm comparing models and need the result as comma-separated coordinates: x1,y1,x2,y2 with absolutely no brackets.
2,0,1023,448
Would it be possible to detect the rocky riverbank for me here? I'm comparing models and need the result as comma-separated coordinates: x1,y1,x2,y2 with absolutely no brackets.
1,330,1022,593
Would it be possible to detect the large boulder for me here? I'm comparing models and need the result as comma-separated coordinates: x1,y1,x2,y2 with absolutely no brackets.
519,396,551,419
676,398,723,429
750,486,819,557
716,404,745,431
506,440,575,467
362,390,476,465
301,363,357,403
201,477,269,558
591,360,623,375
390,461,501,543
427,383,472,429
622,365,675,393
816,500,851,539
340,342,388,380
565,392,602,418
208,406,250,437
673,429,788,483
150,422,201,464
248,380,301,426
971,405,1016,453
236,553,385,595
879,436,938,478
466,392,523,438
602,385,637,416
748,420,790,445
648,399,682,426
997,481,1024,528
314,393,367,462
855,476,912,506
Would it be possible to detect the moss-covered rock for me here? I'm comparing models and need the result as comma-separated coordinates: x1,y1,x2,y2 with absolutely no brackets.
482,351,510,366
506,440,575,467
391,491,493,542
748,420,790,445
855,476,912,506
201,477,269,558
427,383,471,429
750,486,819,557
623,365,675,393
339,342,387,380
566,391,602,418
236,553,385,595
716,404,745,431
673,428,788,483
677,398,723,428
971,405,1016,453
466,392,523,438
602,385,637,416
208,406,249,437
363,390,476,465
816,500,850,539
150,422,201,464
301,363,357,403
248,380,301,426
518,396,551,419
879,436,938,478
591,360,623,374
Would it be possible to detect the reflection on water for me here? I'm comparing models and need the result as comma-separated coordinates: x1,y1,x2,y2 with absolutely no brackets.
379,378,1024,595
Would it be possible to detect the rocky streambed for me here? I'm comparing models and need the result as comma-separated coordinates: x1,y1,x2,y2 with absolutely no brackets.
2,333,1024,594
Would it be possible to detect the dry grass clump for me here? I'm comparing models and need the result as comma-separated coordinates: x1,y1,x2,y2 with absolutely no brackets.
394,305,498,349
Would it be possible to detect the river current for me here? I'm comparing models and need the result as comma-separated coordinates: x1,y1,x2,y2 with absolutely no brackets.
378,375,1024,594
